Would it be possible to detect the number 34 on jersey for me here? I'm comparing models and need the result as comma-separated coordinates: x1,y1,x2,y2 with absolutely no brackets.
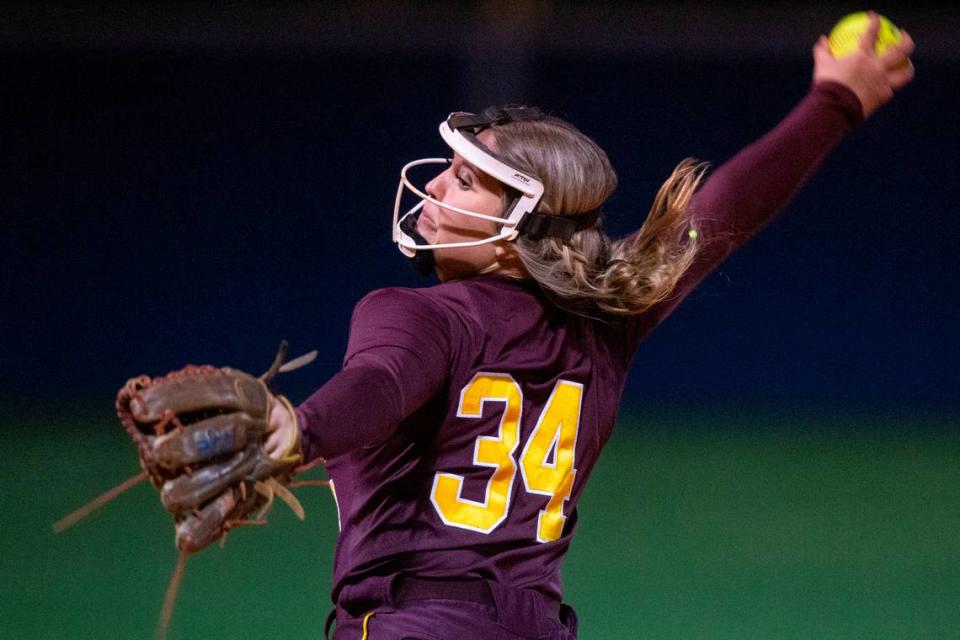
430,373,583,543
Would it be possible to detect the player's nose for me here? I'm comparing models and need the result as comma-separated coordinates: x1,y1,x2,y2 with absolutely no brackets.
425,171,445,200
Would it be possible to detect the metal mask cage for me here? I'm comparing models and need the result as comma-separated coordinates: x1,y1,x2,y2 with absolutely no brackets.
392,113,546,257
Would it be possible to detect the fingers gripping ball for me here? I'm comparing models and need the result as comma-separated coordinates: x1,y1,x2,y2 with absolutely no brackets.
828,12,902,57
116,347,306,553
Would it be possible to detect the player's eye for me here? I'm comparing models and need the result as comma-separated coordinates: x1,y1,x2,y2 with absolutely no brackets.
456,172,472,189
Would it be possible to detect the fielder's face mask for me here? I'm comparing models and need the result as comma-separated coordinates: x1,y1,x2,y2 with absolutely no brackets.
392,107,600,271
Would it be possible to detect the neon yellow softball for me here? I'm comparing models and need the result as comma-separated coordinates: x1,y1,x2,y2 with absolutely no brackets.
828,12,902,57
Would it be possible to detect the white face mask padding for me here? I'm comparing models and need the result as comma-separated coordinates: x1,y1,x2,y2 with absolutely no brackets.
392,117,545,258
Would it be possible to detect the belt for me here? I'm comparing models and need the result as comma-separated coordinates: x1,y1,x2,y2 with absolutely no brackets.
393,576,562,619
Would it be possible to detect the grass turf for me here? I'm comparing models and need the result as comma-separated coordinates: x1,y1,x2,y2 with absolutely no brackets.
3,407,958,639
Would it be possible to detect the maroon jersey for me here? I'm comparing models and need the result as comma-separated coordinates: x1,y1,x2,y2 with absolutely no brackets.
296,82,863,609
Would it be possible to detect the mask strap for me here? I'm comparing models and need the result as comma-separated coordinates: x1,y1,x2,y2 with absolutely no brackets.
447,106,545,133
516,208,601,241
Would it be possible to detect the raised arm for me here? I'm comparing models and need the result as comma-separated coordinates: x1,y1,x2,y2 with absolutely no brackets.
642,13,915,330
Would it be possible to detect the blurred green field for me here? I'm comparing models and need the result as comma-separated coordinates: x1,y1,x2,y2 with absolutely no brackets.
3,406,958,639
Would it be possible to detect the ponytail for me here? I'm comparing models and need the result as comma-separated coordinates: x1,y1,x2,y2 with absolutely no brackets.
597,158,707,315
490,114,707,318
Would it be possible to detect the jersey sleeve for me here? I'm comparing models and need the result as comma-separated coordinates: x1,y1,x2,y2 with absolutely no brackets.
296,288,453,462
627,80,864,345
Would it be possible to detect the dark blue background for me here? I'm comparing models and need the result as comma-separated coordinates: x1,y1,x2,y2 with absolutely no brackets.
2,21,957,414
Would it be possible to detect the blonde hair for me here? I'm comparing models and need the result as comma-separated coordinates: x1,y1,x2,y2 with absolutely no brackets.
490,115,707,317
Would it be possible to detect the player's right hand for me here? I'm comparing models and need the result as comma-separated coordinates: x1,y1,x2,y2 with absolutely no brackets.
812,11,915,118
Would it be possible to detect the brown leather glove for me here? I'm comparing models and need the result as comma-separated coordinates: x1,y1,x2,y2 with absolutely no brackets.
116,342,310,552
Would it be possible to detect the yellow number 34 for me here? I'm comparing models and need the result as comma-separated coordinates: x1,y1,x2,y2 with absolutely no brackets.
430,373,583,543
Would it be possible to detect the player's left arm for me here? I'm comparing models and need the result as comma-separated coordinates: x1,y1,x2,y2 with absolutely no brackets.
267,288,453,462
